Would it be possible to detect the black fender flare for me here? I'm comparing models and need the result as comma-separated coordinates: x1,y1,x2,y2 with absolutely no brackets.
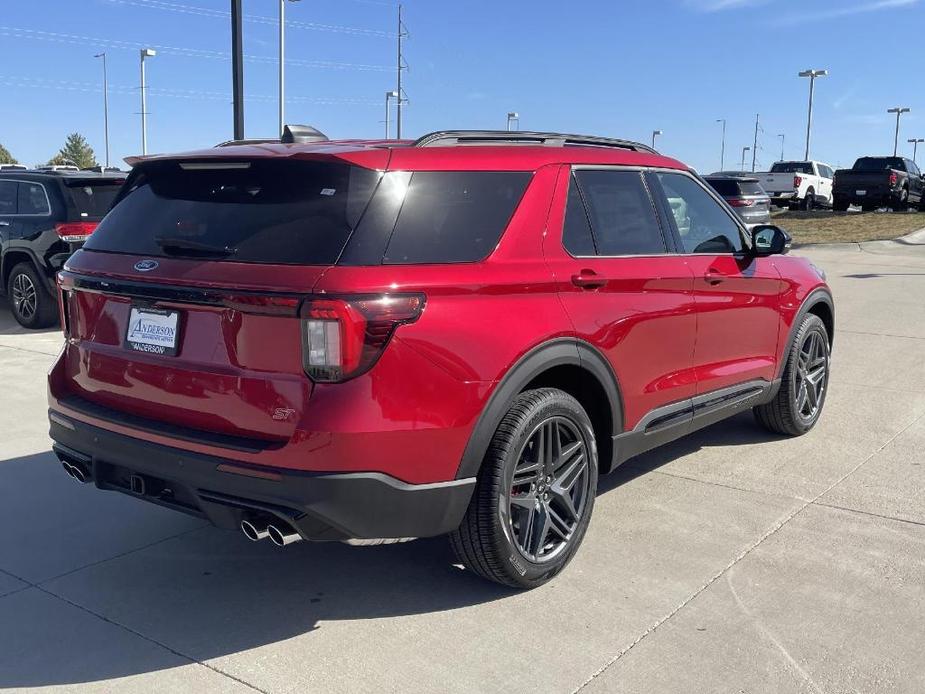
455,338,623,479
776,287,835,381
0,246,53,294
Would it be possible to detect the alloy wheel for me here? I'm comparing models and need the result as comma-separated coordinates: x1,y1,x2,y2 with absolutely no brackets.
507,416,591,563
794,330,828,421
11,272,37,321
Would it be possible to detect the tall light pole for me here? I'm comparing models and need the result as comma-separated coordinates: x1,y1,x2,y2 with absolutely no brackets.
279,0,301,136
506,112,519,131
652,129,662,150
799,69,827,160
778,133,785,162
94,52,110,168
385,91,398,139
751,113,759,172
395,3,407,139
908,138,925,164
716,119,726,171
888,107,911,156
140,48,156,155
231,0,244,141
741,146,750,171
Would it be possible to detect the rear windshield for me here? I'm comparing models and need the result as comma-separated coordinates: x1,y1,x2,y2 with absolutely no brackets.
706,179,764,197
853,157,904,172
62,179,124,221
770,162,813,174
85,160,379,265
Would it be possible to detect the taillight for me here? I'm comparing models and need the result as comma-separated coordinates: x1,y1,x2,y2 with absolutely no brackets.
55,222,98,243
793,175,802,189
728,198,755,207
889,172,898,186
300,294,425,382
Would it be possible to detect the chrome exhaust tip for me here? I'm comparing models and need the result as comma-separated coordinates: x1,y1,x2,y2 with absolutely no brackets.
61,461,77,479
240,519,270,542
62,461,91,484
267,523,303,547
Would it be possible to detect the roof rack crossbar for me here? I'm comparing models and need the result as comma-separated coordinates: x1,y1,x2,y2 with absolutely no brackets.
412,130,657,154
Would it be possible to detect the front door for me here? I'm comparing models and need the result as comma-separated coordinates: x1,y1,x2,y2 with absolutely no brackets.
649,171,783,396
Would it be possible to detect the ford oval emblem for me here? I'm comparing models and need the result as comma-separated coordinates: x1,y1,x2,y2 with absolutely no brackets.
134,259,159,272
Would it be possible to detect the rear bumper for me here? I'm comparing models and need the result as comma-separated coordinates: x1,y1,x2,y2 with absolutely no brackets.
48,410,475,542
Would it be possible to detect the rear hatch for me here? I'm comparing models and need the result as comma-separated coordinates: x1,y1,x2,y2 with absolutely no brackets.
56,155,382,446
706,178,770,214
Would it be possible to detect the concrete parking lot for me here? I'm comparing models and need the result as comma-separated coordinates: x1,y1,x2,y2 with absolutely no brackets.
1,235,923,693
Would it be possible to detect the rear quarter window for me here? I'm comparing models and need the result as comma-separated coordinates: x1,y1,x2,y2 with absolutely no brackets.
382,171,531,264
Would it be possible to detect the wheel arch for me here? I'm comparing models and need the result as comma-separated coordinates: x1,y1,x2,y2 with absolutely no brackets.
777,287,835,380
1,249,41,294
455,338,624,480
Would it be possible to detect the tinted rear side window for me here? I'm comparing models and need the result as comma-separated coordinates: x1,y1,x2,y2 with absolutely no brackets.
18,182,50,215
382,171,531,264
62,180,124,221
0,181,17,214
85,160,379,265
705,179,738,196
562,176,596,256
573,170,666,255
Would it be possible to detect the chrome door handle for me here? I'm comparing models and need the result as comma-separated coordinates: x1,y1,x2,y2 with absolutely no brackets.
0,221,10,227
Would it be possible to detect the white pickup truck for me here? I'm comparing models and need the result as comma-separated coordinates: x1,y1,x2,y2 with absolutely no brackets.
756,160,835,209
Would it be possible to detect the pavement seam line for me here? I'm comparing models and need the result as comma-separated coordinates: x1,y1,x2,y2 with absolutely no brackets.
634,466,808,504
836,329,925,342
812,501,925,528
572,408,925,693
0,342,61,357
34,584,270,694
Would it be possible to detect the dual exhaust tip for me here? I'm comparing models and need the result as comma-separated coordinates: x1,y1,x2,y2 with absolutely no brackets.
61,460,91,484
241,519,302,547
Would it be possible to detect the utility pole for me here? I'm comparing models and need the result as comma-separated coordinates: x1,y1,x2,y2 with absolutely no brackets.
751,114,759,172
799,69,827,160
778,134,785,162
94,52,110,168
231,0,244,140
396,4,407,139
888,107,911,156
716,119,726,171
140,48,156,155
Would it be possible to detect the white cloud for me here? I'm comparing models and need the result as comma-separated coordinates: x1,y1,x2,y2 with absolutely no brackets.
774,0,919,25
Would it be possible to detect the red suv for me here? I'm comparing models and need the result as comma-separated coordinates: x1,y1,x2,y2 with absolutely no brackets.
47,129,834,588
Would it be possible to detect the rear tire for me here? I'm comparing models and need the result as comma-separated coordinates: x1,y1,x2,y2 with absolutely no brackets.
891,186,909,212
7,263,57,329
833,198,849,212
450,388,598,589
801,189,815,210
754,314,830,437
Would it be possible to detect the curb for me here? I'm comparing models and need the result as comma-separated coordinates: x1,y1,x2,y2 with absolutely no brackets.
790,226,925,250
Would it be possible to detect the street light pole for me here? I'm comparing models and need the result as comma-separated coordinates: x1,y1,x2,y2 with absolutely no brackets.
741,146,750,171
94,52,110,168
778,133,785,162
652,129,662,150
716,119,726,171
908,138,925,164
140,48,156,155
506,112,519,131
888,107,911,156
279,1,301,136
799,69,827,160
385,91,398,139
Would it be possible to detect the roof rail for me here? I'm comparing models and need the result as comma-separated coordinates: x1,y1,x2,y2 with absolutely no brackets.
412,130,657,154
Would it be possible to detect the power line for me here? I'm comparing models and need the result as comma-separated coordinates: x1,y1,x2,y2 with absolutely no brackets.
0,26,392,71
103,0,396,38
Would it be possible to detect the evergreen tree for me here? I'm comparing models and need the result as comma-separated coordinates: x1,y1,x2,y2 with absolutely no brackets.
49,133,98,169
0,143,17,165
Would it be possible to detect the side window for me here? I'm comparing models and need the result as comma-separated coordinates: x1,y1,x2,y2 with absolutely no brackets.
573,170,666,256
562,176,596,256
17,182,50,215
818,164,832,179
906,160,920,177
0,181,16,214
382,171,531,264
655,172,744,254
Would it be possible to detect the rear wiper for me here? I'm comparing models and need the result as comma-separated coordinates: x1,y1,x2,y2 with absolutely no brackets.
154,236,238,258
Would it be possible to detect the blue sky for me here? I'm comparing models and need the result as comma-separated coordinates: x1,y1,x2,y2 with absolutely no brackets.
1,0,923,173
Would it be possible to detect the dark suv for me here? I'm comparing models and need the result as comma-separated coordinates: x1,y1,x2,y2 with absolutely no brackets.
0,170,125,327
47,130,834,588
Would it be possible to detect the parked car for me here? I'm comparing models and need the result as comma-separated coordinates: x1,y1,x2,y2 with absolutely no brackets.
832,156,925,211
47,128,834,588
703,175,772,224
756,161,835,210
0,170,126,328
0,164,28,172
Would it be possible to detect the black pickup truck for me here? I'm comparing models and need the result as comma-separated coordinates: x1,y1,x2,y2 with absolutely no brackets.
832,156,925,211
1,170,125,328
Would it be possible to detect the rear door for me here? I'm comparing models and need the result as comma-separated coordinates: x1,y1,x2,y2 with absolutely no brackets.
55,157,382,445
650,171,783,395
545,166,697,432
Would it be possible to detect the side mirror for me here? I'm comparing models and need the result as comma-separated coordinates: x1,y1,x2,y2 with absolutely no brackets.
750,224,792,256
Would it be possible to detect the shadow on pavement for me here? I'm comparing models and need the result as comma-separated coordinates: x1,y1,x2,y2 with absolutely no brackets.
0,413,780,688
